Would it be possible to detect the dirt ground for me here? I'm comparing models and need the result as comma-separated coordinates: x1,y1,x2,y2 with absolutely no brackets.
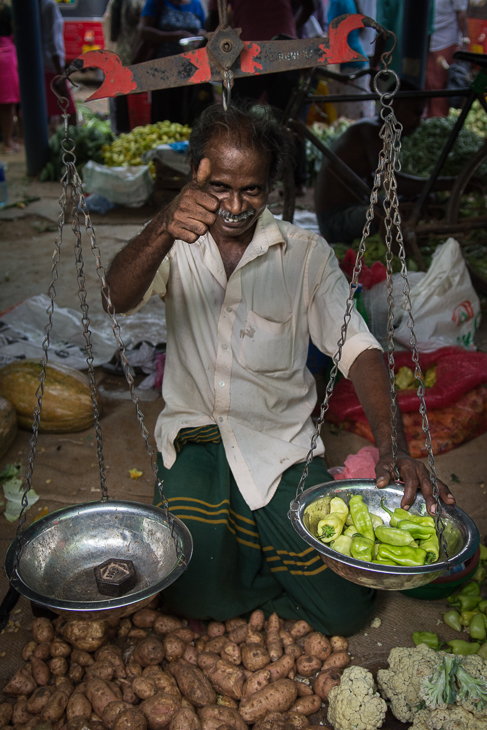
1,119,487,728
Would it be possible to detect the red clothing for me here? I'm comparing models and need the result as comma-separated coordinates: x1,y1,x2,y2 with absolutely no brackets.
0,36,20,104
425,44,459,117
44,73,76,117
208,0,297,40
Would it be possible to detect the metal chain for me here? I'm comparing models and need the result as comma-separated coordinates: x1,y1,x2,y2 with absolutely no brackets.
69,165,109,501
13,84,185,571
377,74,402,482
372,74,448,558
294,87,390,500
10,103,71,579
68,137,183,555
294,60,449,562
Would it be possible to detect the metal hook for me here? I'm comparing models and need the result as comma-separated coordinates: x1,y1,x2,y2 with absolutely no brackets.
222,70,233,110
50,74,78,116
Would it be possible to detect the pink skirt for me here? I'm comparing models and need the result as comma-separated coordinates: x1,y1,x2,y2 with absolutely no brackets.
0,36,20,104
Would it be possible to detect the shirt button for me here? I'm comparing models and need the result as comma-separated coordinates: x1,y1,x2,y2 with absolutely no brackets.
219,381,225,387
218,416,223,422
226,307,232,312
222,344,228,350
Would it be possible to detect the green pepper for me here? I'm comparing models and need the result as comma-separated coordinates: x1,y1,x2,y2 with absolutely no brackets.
412,631,440,649
381,498,435,528
420,534,439,564
351,535,375,562
443,609,462,632
478,643,487,660
480,544,487,563
479,600,487,614
461,610,480,627
349,495,375,543
447,594,482,611
370,512,384,529
330,497,349,522
345,513,354,526
397,520,436,541
447,639,480,656
469,613,487,641
471,565,487,582
331,534,352,557
372,556,398,565
343,525,359,538
375,525,417,547
317,513,346,543
459,581,481,597
377,544,427,567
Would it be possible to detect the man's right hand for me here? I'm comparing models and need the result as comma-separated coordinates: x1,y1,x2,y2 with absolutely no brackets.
161,158,219,244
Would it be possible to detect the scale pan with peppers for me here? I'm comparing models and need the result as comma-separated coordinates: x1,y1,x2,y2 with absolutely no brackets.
288,65,479,590
289,482,478,591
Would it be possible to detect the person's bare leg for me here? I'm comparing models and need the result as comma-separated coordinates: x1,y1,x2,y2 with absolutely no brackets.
0,103,19,153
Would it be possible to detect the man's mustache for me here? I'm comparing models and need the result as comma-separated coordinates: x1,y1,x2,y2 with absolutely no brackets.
218,207,254,222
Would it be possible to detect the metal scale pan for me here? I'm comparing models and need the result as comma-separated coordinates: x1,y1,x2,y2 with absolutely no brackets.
289,481,479,592
288,68,480,590
5,501,192,620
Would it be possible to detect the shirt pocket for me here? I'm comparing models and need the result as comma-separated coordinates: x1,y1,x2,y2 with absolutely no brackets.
238,310,295,373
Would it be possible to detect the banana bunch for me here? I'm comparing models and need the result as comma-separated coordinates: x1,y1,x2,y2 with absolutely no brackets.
102,120,191,177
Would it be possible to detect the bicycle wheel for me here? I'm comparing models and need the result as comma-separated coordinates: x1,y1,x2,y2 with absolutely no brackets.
446,143,487,294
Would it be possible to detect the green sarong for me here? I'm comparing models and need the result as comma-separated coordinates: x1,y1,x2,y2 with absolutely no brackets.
156,426,376,636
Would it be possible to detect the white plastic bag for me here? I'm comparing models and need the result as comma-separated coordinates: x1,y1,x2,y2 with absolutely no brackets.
83,160,154,207
393,238,481,352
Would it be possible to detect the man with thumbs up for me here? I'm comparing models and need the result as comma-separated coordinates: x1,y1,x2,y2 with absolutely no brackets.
105,102,453,635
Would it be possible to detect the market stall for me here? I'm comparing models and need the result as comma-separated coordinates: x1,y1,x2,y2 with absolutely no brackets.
1,9,487,730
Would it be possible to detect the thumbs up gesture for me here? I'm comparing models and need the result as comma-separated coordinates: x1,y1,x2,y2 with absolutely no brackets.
161,158,220,244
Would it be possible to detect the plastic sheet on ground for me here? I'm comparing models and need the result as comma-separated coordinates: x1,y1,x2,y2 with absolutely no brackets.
0,294,167,369
83,160,154,207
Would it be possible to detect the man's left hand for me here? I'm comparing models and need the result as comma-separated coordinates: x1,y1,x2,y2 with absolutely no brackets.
375,449,455,515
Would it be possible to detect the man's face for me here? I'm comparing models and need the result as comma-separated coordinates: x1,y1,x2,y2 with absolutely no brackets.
198,133,271,245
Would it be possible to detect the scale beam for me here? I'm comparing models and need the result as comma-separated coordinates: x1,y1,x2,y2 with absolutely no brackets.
66,14,386,102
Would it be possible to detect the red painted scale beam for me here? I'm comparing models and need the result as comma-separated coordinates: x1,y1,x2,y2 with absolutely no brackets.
68,14,382,102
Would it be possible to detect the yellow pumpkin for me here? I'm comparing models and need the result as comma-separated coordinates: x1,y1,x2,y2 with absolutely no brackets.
0,360,95,433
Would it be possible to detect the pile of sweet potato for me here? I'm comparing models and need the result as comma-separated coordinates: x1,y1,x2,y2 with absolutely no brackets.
0,601,351,730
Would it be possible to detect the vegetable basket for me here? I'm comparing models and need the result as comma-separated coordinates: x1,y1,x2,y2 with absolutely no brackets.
289,480,479,591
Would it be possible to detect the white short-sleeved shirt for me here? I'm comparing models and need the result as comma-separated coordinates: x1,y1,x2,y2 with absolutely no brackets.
431,0,468,53
132,209,381,510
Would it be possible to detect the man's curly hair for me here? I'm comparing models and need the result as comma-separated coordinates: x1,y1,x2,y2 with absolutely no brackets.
188,100,295,185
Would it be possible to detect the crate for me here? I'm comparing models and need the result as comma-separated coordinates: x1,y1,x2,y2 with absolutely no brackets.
154,159,188,191
127,93,151,130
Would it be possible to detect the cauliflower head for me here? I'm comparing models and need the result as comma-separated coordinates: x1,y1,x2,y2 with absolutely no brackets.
327,665,387,730
410,705,487,730
376,644,441,723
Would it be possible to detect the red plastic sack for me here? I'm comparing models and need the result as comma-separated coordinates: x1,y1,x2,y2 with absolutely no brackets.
329,384,487,458
327,347,487,420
